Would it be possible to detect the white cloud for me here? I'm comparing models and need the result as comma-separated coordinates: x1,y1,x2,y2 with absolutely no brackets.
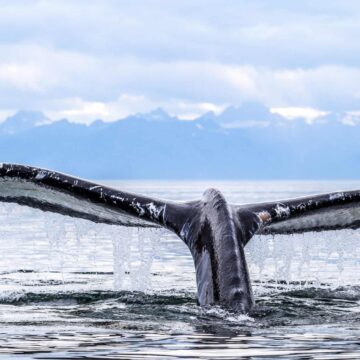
271,107,329,123
2,45,360,122
45,95,227,124
0,63,44,92
0,1,360,120
341,111,360,126
0,109,16,123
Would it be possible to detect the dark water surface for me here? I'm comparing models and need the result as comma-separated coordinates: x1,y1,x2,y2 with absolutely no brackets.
1,181,360,359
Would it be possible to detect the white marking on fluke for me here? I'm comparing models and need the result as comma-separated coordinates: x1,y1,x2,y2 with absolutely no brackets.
146,202,164,219
35,171,47,180
180,221,190,240
131,201,145,216
275,204,290,217
330,192,344,201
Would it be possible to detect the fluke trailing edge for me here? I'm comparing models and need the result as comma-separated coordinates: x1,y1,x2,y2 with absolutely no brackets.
1,163,360,313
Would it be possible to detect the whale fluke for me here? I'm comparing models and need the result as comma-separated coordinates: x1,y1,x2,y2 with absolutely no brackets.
240,190,360,240
0,163,192,232
1,163,360,313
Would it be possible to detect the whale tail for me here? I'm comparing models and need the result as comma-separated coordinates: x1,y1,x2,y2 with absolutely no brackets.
1,163,360,313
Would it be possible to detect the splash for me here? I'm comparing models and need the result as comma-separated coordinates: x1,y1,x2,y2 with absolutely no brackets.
0,203,170,292
246,230,360,288
112,227,162,291
0,203,360,294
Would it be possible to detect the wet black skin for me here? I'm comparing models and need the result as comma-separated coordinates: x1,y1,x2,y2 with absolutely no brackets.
180,189,255,313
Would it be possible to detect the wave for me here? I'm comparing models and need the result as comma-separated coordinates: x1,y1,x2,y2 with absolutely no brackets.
0,289,196,305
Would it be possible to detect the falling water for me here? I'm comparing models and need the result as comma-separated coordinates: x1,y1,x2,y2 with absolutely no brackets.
112,227,161,291
246,230,360,289
0,202,359,295
0,203,175,295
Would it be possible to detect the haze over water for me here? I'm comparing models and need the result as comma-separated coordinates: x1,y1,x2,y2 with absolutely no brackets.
1,180,360,359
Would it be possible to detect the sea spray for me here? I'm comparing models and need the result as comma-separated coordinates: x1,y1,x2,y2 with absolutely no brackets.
246,230,360,290
112,227,162,291
0,203,360,294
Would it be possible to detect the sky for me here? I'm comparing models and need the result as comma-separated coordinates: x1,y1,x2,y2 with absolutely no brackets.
0,0,359,123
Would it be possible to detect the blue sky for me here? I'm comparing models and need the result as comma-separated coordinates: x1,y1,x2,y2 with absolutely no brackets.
0,0,359,123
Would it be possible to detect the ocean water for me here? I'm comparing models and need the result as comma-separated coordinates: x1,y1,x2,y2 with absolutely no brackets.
1,181,360,359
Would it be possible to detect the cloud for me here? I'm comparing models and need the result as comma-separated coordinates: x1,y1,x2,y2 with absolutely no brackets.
271,107,329,124
1,1,359,65
45,95,227,123
0,63,43,91
45,95,154,123
1,44,360,122
0,1,360,121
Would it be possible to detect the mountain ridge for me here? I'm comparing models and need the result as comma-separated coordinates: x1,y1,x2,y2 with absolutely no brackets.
0,103,359,179
2,102,359,133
